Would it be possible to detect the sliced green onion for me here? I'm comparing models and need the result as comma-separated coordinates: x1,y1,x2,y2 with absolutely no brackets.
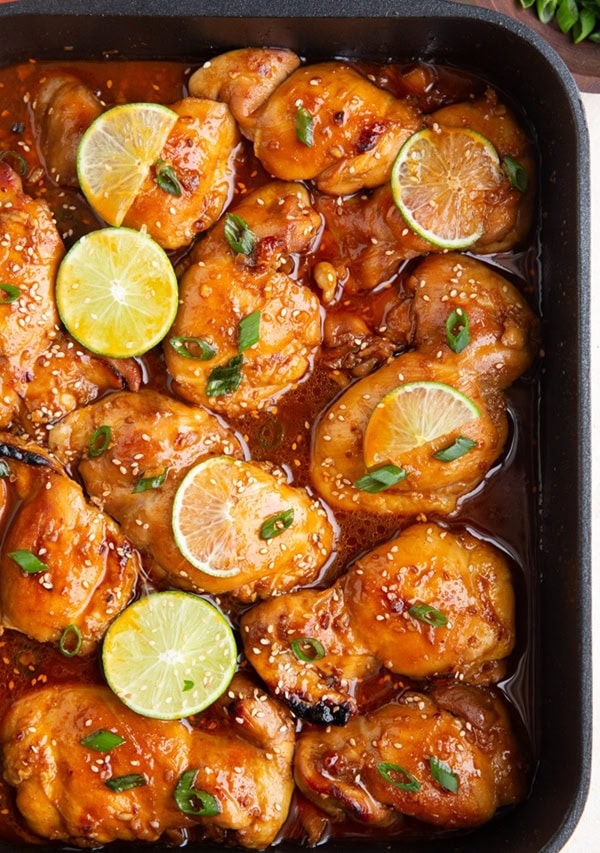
132,467,168,493
0,150,27,176
183,679,194,692
502,156,528,192
429,756,459,793
445,307,470,354
169,336,216,361
174,769,221,816
88,425,111,458
296,106,314,147
573,8,596,41
154,158,182,197
8,549,47,575
537,0,558,24
408,603,448,628
257,417,284,450
433,436,477,462
556,0,579,31
13,645,40,676
0,460,10,478
259,508,294,540
354,464,407,493
224,213,257,256
206,354,243,397
290,637,326,662
59,624,82,657
238,310,261,352
377,761,421,792
0,283,20,304
80,729,126,752
105,774,147,793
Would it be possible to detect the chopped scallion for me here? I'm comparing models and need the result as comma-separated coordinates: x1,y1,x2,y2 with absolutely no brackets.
59,624,82,658
296,106,314,147
445,308,470,354
174,769,221,816
105,773,147,793
259,508,294,540
224,213,257,256
206,354,243,397
429,756,459,793
0,283,20,303
169,336,216,361
502,156,528,192
257,417,284,450
154,158,182,197
408,603,448,628
88,425,111,458
377,761,421,792
8,549,47,575
433,436,476,462
354,464,407,493
290,637,326,662
0,150,27,176
238,310,261,352
80,729,126,752
0,460,10,478
132,467,168,493
183,679,194,692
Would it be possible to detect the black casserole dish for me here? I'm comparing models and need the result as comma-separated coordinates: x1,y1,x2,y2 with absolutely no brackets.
0,1,591,852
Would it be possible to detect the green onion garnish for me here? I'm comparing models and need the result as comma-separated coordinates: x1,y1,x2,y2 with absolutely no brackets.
502,156,528,192
206,354,243,397
88,425,111,458
295,106,314,147
183,679,194,692
433,436,476,462
445,308,470,354
132,467,168,493
0,283,20,303
377,761,421,792
354,464,407,493
80,729,126,752
259,508,294,540
290,637,326,662
0,150,27,176
59,624,82,658
257,417,284,450
169,336,216,360
408,603,448,628
105,774,147,793
224,213,257,256
0,460,10,478
8,549,47,575
238,310,261,352
174,769,221,816
429,756,459,793
154,159,182,197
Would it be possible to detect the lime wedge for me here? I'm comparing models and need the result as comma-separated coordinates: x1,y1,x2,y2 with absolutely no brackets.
102,591,237,720
55,226,178,358
363,380,480,468
77,102,178,226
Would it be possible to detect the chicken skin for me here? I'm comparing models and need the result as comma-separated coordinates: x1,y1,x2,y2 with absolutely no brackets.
165,182,323,417
316,89,535,292
122,97,240,250
242,523,515,725
49,389,334,601
32,73,103,187
311,254,539,516
0,434,140,653
0,675,295,848
294,683,529,831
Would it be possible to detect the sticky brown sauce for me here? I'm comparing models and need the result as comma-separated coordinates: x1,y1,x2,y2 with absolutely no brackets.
0,58,540,846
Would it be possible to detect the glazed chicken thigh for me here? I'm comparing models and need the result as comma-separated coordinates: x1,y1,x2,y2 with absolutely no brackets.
294,683,529,832
242,523,515,724
0,435,140,653
0,675,295,848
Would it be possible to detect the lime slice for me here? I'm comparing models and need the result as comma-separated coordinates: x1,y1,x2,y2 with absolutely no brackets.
363,381,480,468
102,591,237,720
77,102,178,226
55,226,178,358
390,127,503,249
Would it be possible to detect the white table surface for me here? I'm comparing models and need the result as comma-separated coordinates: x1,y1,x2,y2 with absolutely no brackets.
562,91,599,852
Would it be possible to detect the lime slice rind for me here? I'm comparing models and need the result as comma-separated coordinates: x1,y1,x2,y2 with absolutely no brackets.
102,591,237,720
77,102,179,226
391,127,502,250
363,380,480,467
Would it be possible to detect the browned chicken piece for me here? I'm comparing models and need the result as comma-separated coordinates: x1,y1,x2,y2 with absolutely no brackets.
0,161,63,426
242,523,515,725
252,62,422,195
311,255,539,516
294,683,530,832
316,88,535,293
0,675,295,848
49,389,334,601
122,97,240,250
0,434,140,654
188,48,301,138
32,73,103,186
165,182,323,417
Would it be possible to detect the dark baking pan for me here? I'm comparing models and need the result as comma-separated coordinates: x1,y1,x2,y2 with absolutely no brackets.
0,0,591,851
